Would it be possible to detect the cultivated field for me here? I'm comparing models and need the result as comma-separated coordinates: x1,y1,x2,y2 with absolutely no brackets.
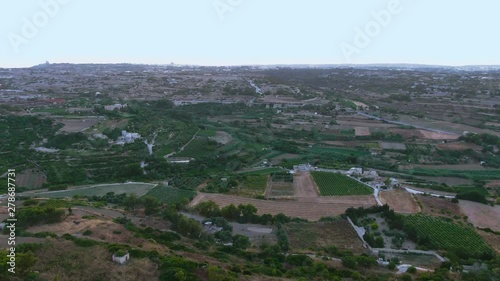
59,118,99,132
190,193,376,221
143,185,196,205
311,172,373,196
419,130,459,140
23,183,156,198
285,220,366,254
267,173,294,198
379,189,420,213
354,127,371,136
16,169,47,189
380,142,406,150
293,171,319,198
459,200,500,232
402,214,492,257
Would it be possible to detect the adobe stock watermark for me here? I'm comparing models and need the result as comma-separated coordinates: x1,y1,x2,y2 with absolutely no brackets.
8,0,72,53
213,0,244,21
339,0,405,62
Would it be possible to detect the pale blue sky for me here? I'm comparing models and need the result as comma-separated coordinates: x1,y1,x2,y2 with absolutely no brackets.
1,0,499,67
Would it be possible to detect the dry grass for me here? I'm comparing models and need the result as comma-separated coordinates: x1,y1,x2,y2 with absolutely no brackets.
379,189,420,214
415,194,464,219
459,200,500,232
33,240,159,281
477,230,500,253
285,221,366,254
190,193,376,221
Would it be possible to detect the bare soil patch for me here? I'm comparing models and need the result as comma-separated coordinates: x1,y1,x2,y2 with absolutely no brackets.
436,142,481,151
16,169,47,189
354,127,371,136
419,130,460,140
285,220,366,254
415,194,464,219
389,128,425,139
190,193,376,221
477,230,500,253
59,119,99,132
294,171,320,198
459,200,500,232
379,189,420,213
380,142,406,150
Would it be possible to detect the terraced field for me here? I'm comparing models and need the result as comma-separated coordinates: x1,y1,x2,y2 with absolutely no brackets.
22,183,156,198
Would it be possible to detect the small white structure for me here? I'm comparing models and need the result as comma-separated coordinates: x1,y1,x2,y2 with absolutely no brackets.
105,103,128,111
112,252,130,265
116,130,141,144
362,170,379,178
346,167,363,176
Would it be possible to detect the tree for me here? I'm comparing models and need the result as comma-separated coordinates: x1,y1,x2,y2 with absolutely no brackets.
342,256,357,269
388,261,397,270
221,204,240,221
196,201,220,217
232,234,250,250
142,195,161,215
123,193,141,213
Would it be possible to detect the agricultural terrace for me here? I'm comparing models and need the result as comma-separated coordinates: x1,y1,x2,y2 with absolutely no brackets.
16,169,47,189
167,177,206,190
402,214,492,257
285,220,366,254
311,172,373,196
267,172,294,198
232,175,268,197
23,183,156,198
143,185,196,205
175,138,219,158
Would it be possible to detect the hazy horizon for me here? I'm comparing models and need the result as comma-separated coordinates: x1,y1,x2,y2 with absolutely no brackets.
2,0,500,68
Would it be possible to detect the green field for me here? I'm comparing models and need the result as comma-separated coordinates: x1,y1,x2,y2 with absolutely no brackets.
243,175,268,190
168,177,206,190
407,168,500,180
24,183,156,198
402,214,492,257
176,139,218,158
197,129,216,137
143,185,196,205
311,172,373,196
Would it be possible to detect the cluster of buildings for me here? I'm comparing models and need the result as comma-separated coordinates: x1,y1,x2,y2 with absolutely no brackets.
116,130,141,145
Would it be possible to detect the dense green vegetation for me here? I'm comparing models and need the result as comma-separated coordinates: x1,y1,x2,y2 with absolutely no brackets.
311,172,373,196
143,185,196,205
402,214,493,258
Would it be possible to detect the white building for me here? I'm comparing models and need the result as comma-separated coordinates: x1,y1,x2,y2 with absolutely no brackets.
112,252,130,265
346,167,363,176
117,130,141,144
105,103,127,111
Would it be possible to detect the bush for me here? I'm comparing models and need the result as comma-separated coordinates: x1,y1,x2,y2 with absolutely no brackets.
406,266,417,273
388,261,397,270
451,198,459,203
82,229,92,236
456,191,488,204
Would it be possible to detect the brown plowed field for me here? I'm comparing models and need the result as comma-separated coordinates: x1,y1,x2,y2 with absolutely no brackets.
459,200,500,232
419,130,460,140
415,194,464,219
436,142,481,151
379,189,420,213
293,171,319,198
190,193,376,221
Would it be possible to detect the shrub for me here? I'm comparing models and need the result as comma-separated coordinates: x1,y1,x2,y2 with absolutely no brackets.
406,266,417,274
